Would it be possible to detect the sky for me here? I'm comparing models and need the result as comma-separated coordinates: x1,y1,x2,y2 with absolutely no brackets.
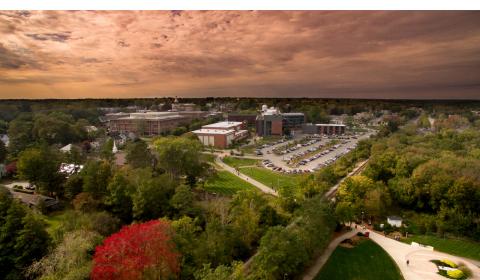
0,11,479,99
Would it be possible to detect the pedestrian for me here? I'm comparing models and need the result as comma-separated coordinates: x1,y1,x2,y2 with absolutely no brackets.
406,260,409,266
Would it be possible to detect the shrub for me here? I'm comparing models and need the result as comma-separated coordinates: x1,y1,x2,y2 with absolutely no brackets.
457,262,472,278
442,259,457,268
446,269,464,279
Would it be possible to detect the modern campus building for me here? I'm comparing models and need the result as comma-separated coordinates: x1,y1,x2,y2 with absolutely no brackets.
255,106,305,136
192,121,248,148
302,123,346,135
227,113,257,126
106,111,208,136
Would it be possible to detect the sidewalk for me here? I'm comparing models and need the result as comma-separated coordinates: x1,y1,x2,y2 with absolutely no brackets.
302,228,359,280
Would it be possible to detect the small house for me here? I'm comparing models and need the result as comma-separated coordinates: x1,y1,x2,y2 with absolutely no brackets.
387,216,403,227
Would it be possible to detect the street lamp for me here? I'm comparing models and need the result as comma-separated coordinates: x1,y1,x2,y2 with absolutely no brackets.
361,211,365,224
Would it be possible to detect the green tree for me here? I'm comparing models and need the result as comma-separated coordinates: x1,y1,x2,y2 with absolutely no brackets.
125,140,152,168
14,214,51,272
335,202,355,225
100,138,114,162
17,146,62,195
105,172,134,222
0,140,6,163
64,174,84,201
0,193,50,279
170,185,194,216
132,174,175,221
0,119,8,134
153,136,207,180
7,114,33,156
250,226,309,280
81,160,112,199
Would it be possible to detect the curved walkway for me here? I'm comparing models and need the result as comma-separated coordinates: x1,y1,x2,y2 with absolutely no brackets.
367,229,480,280
215,156,278,196
304,224,480,280
302,228,360,280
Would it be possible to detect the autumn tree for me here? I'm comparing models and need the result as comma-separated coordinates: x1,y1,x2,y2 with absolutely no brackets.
91,220,180,280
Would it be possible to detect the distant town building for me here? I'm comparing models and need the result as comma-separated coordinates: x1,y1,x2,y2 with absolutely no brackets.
387,216,403,227
106,111,208,136
84,125,98,133
59,163,83,177
60,144,73,153
302,123,346,135
192,121,248,149
1,134,9,147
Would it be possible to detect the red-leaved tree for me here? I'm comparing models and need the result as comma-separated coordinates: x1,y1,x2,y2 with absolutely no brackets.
91,220,180,280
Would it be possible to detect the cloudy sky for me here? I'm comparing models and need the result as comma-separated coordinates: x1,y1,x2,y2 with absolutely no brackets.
0,11,479,99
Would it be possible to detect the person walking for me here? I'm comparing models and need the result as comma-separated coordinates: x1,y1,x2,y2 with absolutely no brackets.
406,260,410,266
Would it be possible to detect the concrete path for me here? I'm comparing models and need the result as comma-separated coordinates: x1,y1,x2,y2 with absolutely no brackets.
303,225,480,280
302,228,360,280
367,229,480,280
215,156,278,196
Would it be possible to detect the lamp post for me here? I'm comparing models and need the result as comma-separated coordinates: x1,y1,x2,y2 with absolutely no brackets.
361,211,365,224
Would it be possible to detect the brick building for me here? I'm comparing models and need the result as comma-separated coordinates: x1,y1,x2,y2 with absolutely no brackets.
192,121,248,148
107,111,208,136
302,123,346,135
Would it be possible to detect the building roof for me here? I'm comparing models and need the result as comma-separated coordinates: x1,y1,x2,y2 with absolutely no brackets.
60,144,73,152
202,121,243,129
192,129,235,135
282,112,305,116
387,216,402,221
315,123,346,127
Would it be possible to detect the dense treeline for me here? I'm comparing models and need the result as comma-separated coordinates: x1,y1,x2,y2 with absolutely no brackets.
336,122,480,240
0,188,50,280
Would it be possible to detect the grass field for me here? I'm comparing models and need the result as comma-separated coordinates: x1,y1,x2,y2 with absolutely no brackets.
204,171,257,195
39,211,68,236
222,156,258,168
239,167,305,190
315,239,404,280
403,235,480,261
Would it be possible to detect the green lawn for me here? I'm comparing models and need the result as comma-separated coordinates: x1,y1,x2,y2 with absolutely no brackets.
38,211,68,237
204,171,257,195
402,235,480,261
222,156,258,168
239,167,305,190
315,239,404,280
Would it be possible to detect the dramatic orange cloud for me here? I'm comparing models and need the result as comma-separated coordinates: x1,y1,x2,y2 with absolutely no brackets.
0,11,479,99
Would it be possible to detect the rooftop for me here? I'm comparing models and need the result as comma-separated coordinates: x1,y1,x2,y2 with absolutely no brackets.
282,112,305,116
315,123,346,127
192,129,235,135
202,121,243,129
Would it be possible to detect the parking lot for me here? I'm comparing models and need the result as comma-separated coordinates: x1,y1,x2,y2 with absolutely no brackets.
255,130,374,174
